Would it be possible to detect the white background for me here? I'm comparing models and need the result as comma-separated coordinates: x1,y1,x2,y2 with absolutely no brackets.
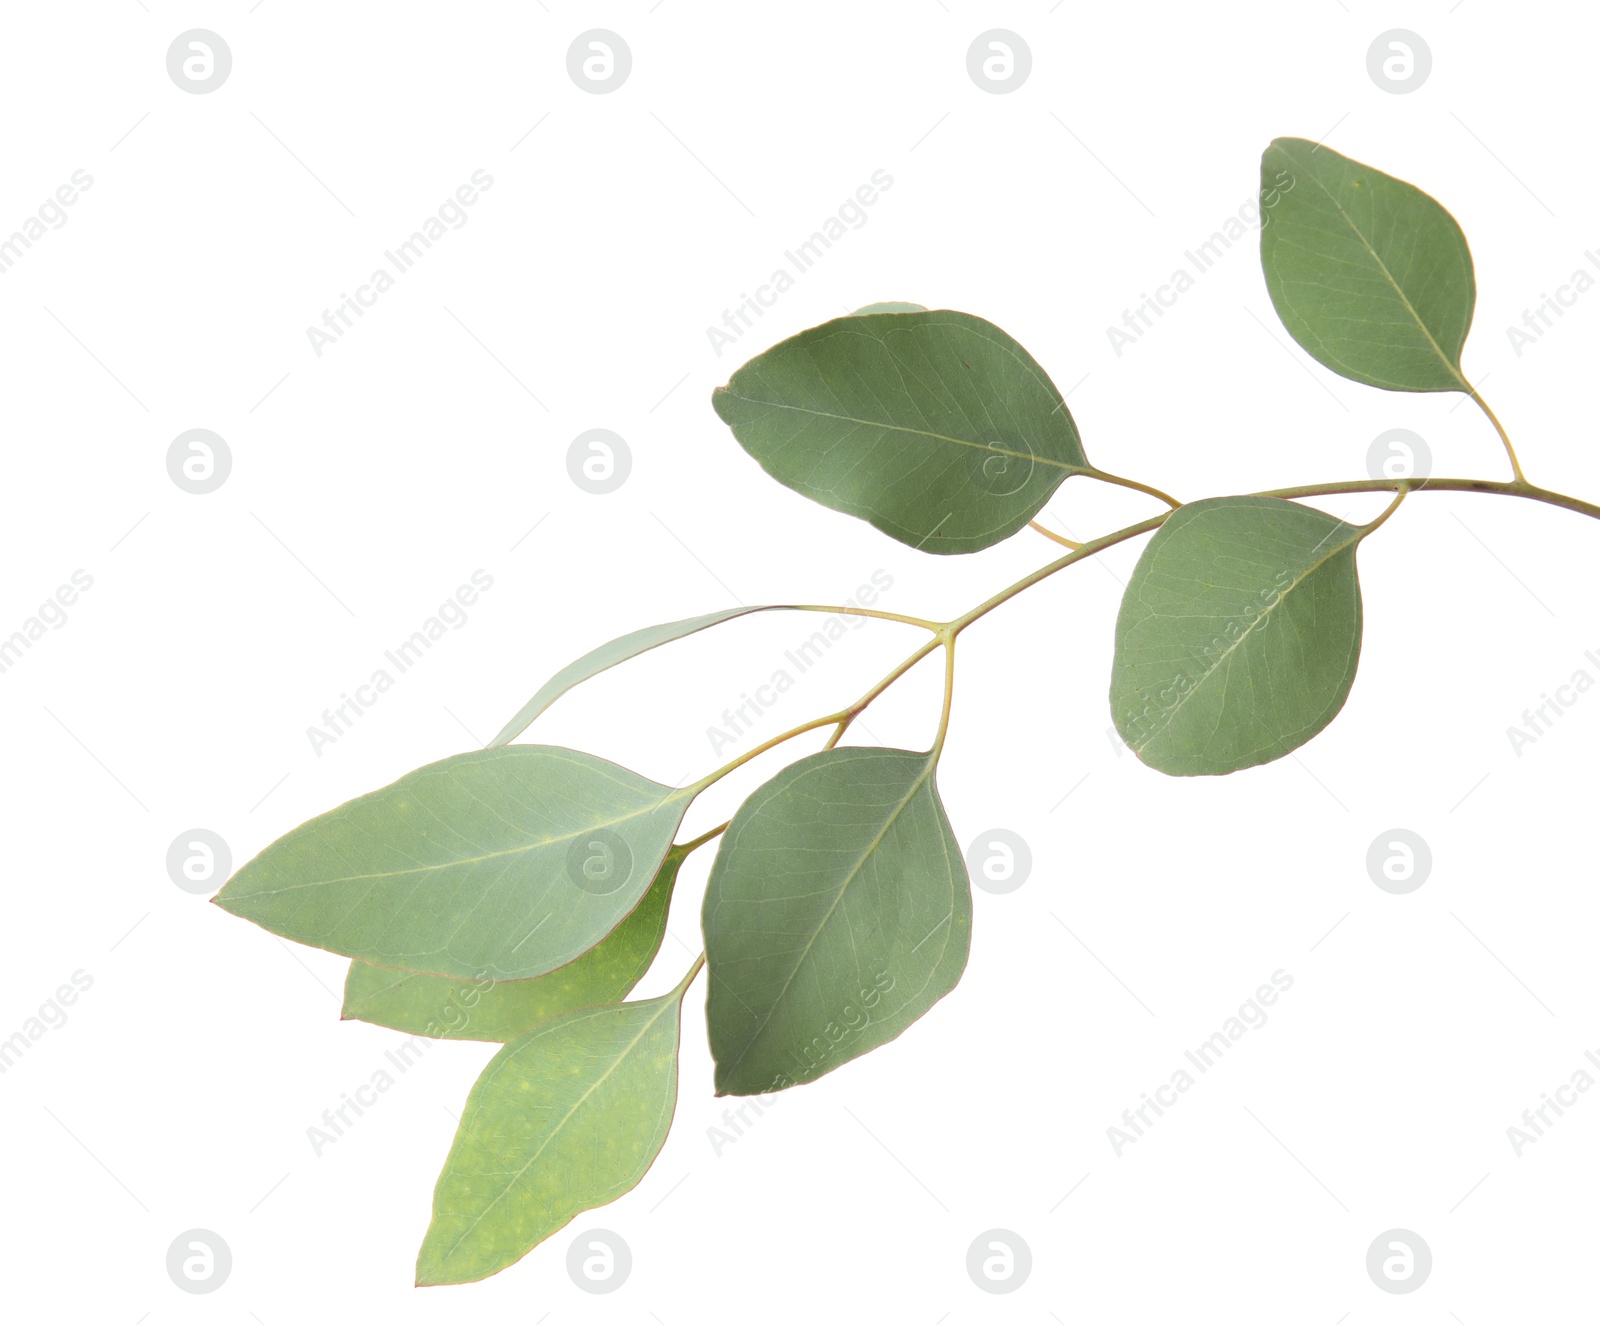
3,3,1597,1320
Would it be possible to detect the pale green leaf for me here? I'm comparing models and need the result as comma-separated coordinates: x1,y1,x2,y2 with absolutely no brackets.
491,608,783,747
1260,137,1475,392
712,310,1088,554
851,301,928,315
703,747,971,1095
415,979,690,1285
1110,496,1367,776
215,747,689,980
342,851,683,1041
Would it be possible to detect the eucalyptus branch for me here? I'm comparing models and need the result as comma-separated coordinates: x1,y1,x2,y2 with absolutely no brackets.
212,134,1600,1291
950,474,1600,641
1255,475,1600,521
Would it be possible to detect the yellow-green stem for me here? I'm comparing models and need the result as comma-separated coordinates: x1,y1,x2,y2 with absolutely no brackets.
1358,484,1410,537
1468,389,1528,483
1028,520,1082,550
685,472,1600,802
673,953,705,996
1084,466,1182,509
790,604,941,631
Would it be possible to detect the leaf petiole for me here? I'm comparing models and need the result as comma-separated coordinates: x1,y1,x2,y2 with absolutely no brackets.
673,952,706,996
789,604,943,631
1467,388,1528,484
930,638,957,757
1357,483,1410,538
1028,519,1083,550
1083,466,1182,509
675,820,730,856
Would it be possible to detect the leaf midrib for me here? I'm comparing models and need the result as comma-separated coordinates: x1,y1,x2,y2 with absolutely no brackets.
717,389,1077,472
232,786,689,900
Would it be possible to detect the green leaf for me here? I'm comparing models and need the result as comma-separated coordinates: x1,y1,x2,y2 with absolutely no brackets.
703,747,971,1095
1110,496,1367,776
415,976,691,1285
491,607,783,747
712,309,1088,555
1260,137,1475,392
214,747,690,981
851,301,928,315
342,850,684,1041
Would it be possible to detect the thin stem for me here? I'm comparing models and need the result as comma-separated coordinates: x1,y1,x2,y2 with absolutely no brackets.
1467,388,1528,483
1358,483,1409,536
789,603,941,631
689,711,849,791
1028,520,1082,550
688,634,943,792
677,820,729,855
1254,476,1600,522
683,472,1600,803
948,475,1600,640
930,638,956,756
847,635,945,713
673,952,706,996
948,513,1169,637
823,633,948,753
1084,467,1182,510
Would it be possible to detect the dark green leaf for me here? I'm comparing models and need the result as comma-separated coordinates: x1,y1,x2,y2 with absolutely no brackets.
713,310,1088,554
1260,137,1475,392
703,747,971,1095
1110,496,1367,776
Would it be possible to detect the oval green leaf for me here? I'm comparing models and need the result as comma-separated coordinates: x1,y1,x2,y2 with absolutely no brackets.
342,849,684,1041
214,746,690,981
415,978,690,1285
850,300,928,315
703,747,972,1096
712,309,1088,554
491,607,785,747
1261,137,1475,392
1110,496,1366,776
